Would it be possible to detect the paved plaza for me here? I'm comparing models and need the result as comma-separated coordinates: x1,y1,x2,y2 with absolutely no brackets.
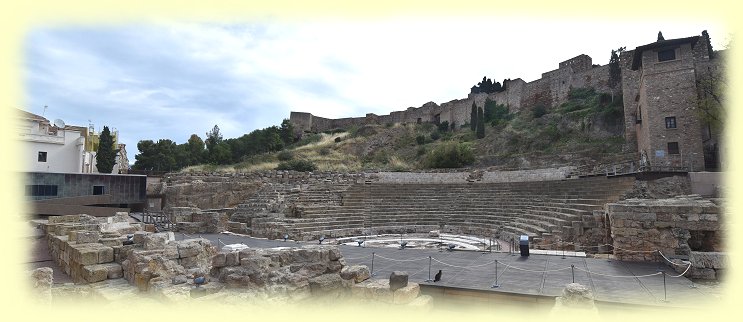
189,232,723,308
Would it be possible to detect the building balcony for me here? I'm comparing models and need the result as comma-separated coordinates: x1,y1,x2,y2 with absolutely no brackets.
19,133,64,144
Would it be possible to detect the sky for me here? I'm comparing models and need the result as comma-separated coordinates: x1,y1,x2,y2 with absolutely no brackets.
22,17,729,163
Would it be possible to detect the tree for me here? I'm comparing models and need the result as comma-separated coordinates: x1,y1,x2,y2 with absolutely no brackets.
608,46,626,102
132,139,177,171
279,119,295,146
96,126,118,173
186,134,205,165
205,125,223,163
470,102,477,131
696,67,725,131
476,107,485,139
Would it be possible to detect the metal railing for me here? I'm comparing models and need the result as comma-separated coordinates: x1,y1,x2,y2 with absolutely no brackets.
141,210,175,231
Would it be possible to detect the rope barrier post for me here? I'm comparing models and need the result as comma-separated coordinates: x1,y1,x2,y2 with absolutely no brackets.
562,239,565,259
491,259,500,288
370,252,376,277
662,270,668,302
571,264,575,283
425,256,433,282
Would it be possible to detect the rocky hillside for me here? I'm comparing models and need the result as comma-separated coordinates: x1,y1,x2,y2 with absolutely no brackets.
181,88,629,173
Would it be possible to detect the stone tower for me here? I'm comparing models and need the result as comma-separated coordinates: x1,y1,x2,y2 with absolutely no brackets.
620,31,721,171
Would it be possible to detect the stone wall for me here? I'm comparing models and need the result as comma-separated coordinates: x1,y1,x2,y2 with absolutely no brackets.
42,213,140,283
607,195,722,262
290,53,616,134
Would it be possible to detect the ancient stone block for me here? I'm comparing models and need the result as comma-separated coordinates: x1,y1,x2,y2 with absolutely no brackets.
133,231,149,244
389,271,408,291
225,251,240,266
177,241,203,258
240,256,273,274
99,237,123,247
308,273,344,293
212,253,226,268
144,232,174,250
327,247,342,261
340,265,370,283
98,246,114,263
690,251,727,269
77,246,99,266
393,283,420,304
105,263,123,279
83,264,110,283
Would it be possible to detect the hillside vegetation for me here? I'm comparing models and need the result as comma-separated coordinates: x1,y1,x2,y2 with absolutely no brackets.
177,88,627,173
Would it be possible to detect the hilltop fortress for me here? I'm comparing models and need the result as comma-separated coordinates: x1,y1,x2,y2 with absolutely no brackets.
291,31,724,172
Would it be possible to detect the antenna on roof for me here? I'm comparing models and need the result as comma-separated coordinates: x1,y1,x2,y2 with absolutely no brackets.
53,119,66,128
42,105,47,117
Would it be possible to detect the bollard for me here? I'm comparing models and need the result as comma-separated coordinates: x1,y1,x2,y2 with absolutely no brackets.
662,271,668,302
371,252,376,276
491,259,500,288
425,256,433,282
571,264,575,283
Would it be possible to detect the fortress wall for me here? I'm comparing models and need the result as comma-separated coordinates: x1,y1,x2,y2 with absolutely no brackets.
520,77,553,111
291,54,620,133
620,50,640,151
489,79,526,112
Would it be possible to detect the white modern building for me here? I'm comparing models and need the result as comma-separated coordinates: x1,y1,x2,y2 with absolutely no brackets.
17,109,86,173
17,108,129,174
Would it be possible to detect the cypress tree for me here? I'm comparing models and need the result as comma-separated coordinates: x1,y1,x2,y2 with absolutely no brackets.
470,102,477,131
96,126,117,173
476,107,485,139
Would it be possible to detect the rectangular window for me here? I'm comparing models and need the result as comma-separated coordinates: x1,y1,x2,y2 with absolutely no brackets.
635,106,642,124
658,49,676,62
25,185,58,197
93,185,105,195
665,116,677,129
38,151,47,162
668,142,680,155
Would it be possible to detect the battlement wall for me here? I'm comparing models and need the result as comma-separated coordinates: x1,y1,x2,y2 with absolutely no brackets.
290,53,614,134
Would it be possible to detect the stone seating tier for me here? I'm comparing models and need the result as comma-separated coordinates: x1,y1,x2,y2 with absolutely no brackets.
242,176,635,244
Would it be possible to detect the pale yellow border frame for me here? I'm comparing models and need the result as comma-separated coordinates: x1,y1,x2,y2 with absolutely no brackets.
1,1,740,321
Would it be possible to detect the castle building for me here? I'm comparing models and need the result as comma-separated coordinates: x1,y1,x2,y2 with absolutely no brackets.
621,32,722,171
290,31,724,172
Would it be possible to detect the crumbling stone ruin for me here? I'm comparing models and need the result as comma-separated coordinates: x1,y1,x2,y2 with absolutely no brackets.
35,212,431,307
550,283,599,317
607,195,725,279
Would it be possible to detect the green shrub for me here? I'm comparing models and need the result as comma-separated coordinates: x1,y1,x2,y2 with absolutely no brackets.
430,131,441,141
416,146,427,156
277,150,294,161
319,148,331,156
276,159,317,172
323,128,345,134
292,133,322,147
424,142,475,168
437,121,450,132
416,135,426,145
532,105,547,118
568,87,596,100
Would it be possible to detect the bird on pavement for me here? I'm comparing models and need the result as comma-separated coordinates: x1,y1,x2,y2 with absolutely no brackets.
400,241,408,249
319,236,325,244
434,270,442,282
447,244,456,251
